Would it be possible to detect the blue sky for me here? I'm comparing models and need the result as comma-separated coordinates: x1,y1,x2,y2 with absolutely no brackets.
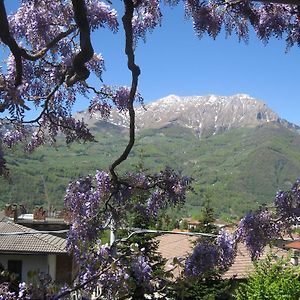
91,2,300,125
3,2,300,125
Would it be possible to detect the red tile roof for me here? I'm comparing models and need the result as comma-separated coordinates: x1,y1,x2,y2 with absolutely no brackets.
285,241,300,250
156,233,288,279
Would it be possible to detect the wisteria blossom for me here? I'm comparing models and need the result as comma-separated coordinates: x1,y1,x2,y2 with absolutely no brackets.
185,230,237,277
236,208,280,260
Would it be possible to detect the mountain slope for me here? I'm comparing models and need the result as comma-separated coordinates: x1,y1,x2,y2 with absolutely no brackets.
1,94,300,219
1,123,300,219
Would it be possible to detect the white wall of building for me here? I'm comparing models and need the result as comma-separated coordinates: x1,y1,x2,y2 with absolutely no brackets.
47,254,56,281
0,254,52,282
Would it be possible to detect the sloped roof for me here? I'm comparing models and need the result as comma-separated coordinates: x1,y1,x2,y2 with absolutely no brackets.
223,244,286,279
0,218,67,254
156,233,197,260
285,240,300,250
156,233,288,279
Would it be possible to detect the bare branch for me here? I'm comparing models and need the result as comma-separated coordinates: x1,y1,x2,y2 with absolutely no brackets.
117,228,218,244
109,0,141,182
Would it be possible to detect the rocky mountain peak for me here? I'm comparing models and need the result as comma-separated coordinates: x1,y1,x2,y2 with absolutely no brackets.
76,94,299,137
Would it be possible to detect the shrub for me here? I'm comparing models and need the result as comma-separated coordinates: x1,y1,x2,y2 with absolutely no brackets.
235,254,300,300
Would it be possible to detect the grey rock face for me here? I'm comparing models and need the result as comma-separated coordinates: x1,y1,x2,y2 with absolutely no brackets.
76,94,299,137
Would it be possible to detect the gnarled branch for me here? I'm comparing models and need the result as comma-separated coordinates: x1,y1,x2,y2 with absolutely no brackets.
109,0,141,182
66,0,94,86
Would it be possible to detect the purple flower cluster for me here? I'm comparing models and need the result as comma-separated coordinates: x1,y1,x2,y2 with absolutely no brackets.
85,0,119,32
61,117,95,144
89,85,144,117
237,208,279,260
256,4,288,43
24,131,44,153
3,129,28,148
183,0,300,49
146,168,191,218
132,0,162,42
18,282,27,299
147,191,164,218
185,231,237,277
185,241,219,277
132,255,152,285
217,230,237,272
185,0,222,39
86,53,105,80
0,283,17,300
274,180,300,228
97,261,130,298
64,171,112,261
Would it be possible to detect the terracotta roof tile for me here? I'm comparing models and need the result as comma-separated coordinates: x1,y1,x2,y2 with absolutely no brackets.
285,241,300,250
156,234,289,279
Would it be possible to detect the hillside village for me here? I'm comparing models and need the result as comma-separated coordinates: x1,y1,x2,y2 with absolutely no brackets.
1,204,300,299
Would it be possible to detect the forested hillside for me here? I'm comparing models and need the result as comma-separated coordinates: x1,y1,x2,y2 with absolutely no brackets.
2,121,300,220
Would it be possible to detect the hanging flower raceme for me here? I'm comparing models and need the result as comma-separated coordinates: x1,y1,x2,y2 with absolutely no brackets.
185,230,237,277
236,208,280,260
146,168,192,219
89,85,144,117
185,241,219,277
2,128,29,148
132,0,162,42
274,180,300,228
183,0,300,49
65,171,111,257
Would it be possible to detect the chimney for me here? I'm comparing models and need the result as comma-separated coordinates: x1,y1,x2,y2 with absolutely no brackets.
33,206,46,221
4,204,18,222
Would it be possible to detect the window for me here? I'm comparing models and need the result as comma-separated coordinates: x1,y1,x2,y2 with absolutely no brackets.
7,260,22,281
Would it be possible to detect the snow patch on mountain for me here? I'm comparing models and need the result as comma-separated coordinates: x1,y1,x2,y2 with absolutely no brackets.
76,94,300,137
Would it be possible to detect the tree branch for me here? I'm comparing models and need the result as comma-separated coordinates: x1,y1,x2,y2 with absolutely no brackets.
20,26,77,61
109,0,141,182
66,0,94,86
0,3,75,88
53,257,123,300
0,0,23,86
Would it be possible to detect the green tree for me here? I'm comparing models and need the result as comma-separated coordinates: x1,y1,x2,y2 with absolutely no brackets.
171,276,233,300
194,195,219,235
235,254,300,300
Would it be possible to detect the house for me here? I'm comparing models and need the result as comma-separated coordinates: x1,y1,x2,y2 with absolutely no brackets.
4,204,70,234
0,213,73,284
283,240,300,266
156,233,289,279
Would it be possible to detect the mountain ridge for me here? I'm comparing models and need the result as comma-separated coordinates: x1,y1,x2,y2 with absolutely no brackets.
76,94,300,137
